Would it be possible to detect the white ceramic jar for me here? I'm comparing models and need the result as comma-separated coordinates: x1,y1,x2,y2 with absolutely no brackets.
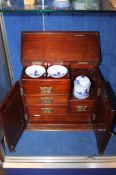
73,75,91,99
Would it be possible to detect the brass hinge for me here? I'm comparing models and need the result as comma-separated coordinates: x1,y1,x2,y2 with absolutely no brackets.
103,89,108,99
92,114,96,121
97,129,106,132
24,114,28,122
10,145,15,152
32,61,43,65
20,88,23,96
78,62,88,65
97,88,101,96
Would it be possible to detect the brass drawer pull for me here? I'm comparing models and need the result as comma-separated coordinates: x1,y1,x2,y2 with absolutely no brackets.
40,97,53,104
76,105,87,112
40,87,52,94
41,108,53,113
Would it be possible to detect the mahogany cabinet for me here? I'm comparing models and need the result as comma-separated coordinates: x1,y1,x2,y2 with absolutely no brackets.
0,31,115,154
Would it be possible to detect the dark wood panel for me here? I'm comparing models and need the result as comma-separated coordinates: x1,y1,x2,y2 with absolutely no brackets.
29,113,91,123
24,94,69,105
70,99,95,114
22,78,70,94
95,83,115,154
21,31,100,66
27,123,93,131
0,165,5,175
27,105,68,115
0,82,26,151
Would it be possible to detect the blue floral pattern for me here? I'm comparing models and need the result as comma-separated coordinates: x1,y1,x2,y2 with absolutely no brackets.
73,76,91,99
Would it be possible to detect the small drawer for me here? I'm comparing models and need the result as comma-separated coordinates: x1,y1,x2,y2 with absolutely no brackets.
29,114,91,123
22,79,70,94
70,99,95,114
27,105,68,115
24,95,69,105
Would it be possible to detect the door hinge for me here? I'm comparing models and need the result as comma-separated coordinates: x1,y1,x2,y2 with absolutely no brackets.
24,114,28,122
103,89,108,99
97,88,101,96
32,61,43,65
78,61,88,64
92,114,96,121
20,88,24,96
97,129,106,132
109,131,116,136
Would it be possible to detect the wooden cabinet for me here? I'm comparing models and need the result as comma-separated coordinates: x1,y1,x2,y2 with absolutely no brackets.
0,31,115,154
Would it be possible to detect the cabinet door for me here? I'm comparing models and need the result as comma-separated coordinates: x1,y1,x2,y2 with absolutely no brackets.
95,83,115,154
0,165,5,175
0,81,26,151
0,127,5,162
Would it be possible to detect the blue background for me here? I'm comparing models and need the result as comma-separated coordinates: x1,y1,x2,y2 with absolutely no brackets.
3,13,116,94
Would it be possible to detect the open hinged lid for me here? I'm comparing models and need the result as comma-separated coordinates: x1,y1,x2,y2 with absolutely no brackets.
21,31,101,67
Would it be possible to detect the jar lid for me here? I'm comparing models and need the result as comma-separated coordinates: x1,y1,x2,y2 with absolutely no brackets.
75,75,91,86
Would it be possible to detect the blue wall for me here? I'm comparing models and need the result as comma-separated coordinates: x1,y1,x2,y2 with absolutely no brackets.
4,14,43,81
3,13,116,94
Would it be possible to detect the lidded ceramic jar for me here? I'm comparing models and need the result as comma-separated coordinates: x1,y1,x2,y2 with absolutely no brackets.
73,75,91,99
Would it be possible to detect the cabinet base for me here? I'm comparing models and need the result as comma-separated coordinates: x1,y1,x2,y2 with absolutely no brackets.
27,123,94,131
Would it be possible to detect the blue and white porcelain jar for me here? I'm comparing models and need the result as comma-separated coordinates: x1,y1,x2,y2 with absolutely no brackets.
73,75,91,99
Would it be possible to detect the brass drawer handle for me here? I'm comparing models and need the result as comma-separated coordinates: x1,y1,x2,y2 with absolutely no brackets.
41,108,53,113
76,105,87,112
40,87,52,94
40,97,53,104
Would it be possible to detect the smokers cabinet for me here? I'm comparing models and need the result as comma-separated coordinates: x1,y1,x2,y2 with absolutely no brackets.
0,31,115,154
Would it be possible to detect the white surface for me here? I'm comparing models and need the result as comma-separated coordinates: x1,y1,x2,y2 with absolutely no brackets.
4,156,116,168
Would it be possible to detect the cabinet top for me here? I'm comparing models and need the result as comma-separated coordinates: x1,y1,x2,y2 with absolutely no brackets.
21,31,100,67
0,0,116,13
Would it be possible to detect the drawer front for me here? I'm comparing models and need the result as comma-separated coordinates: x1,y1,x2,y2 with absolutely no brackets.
29,114,91,123
70,100,95,113
22,79,70,94
24,95,69,105
27,105,68,115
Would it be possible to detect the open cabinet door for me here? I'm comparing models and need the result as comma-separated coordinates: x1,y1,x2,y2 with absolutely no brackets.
0,165,5,175
0,82,26,151
0,127,5,161
95,83,115,154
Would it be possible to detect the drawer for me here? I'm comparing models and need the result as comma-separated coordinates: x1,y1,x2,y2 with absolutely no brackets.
22,79,70,94
29,114,91,123
24,95,69,105
70,99,95,113
27,105,68,115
